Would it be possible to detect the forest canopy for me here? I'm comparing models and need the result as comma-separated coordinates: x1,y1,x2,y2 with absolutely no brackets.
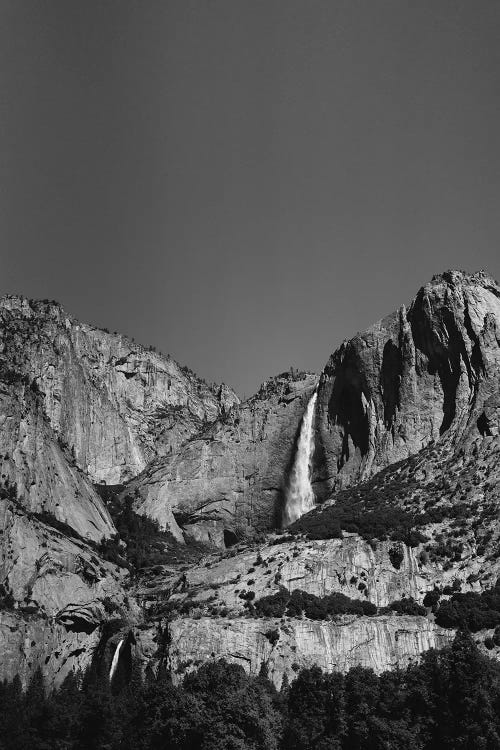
1,631,500,750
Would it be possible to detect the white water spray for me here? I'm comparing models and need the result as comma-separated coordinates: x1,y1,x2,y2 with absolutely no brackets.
109,639,124,682
282,391,317,527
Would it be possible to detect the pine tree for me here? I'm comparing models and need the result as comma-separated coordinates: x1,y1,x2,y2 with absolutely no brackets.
283,666,345,750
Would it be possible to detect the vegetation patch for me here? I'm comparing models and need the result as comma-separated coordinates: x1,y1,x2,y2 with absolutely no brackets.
95,492,188,572
2,632,500,749
289,501,427,547
253,588,377,620
435,580,500,631
386,597,427,616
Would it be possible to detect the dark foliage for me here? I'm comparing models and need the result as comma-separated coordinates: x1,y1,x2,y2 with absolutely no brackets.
254,589,290,617
387,597,427,616
2,632,500,749
435,579,500,631
423,589,441,608
95,492,181,573
388,545,404,570
0,479,18,503
0,659,282,750
254,588,378,620
0,362,30,387
289,491,427,547
0,583,15,610
284,454,472,547
33,510,84,541
265,629,280,646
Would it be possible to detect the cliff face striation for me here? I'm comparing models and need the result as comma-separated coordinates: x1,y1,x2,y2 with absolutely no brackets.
0,296,238,484
164,615,454,689
124,372,318,543
314,270,500,496
0,376,115,542
0,270,499,693
0,492,129,687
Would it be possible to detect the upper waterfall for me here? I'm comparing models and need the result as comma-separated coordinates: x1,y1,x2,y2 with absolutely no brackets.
282,390,317,526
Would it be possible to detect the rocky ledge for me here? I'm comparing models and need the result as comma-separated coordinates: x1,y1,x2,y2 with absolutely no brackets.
163,615,453,689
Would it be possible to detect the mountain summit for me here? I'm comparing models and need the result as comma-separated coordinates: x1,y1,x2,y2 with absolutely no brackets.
0,269,499,691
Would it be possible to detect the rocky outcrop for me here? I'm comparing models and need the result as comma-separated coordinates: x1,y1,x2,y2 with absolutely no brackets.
149,536,436,616
0,496,131,687
0,296,239,484
0,293,240,689
0,610,102,689
123,270,500,545
125,373,318,541
314,270,500,497
164,615,453,689
1,270,499,693
0,498,126,614
0,376,115,541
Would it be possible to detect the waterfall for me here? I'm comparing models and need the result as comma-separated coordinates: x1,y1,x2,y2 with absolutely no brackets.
282,390,317,527
109,639,124,682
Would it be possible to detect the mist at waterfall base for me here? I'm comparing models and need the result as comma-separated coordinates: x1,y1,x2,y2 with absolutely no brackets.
282,391,318,527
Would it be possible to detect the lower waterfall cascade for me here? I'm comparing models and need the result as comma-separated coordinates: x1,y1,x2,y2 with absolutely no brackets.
109,639,124,682
282,390,318,526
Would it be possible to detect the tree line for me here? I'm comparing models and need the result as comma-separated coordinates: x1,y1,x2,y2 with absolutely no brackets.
0,631,499,749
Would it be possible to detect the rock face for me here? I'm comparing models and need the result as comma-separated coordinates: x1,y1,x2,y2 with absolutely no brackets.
0,296,239,484
314,270,500,497
153,536,434,615
0,609,102,689
125,270,500,544
165,615,453,689
125,372,318,541
0,377,115,542
0,498,125,616
0,293,240,690
0,494,130,687
1,270,500,694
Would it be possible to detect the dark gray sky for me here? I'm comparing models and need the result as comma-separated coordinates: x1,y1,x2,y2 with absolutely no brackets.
1,1,500,397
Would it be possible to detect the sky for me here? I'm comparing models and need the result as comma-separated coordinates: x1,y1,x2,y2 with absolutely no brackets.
1,1,500,397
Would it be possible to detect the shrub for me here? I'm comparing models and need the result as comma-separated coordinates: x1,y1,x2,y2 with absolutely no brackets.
423,589,441,608
0,584,14,610
264,628,280,646
389,597,426,616
435,580,500,631
493,626,500,647
239,590,255,602
389,546,404,570
94,491,181,572
254,589,289,618
289,491,426,547
253,589,377,621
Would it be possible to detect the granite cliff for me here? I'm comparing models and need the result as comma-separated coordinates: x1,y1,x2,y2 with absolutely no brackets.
124,269,500,545
314,269,500,496
0,374,115,542
0,270,500,692
124,371,318,544
0,295,238,485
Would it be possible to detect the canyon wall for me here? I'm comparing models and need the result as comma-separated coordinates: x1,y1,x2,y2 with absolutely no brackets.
125,372,318,541
0,270,499,691
314,270,500,497
165,615,454,689
0,296,238,484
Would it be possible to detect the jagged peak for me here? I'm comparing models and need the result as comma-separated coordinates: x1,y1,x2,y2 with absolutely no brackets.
428,268,499,290
350,269,500,343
